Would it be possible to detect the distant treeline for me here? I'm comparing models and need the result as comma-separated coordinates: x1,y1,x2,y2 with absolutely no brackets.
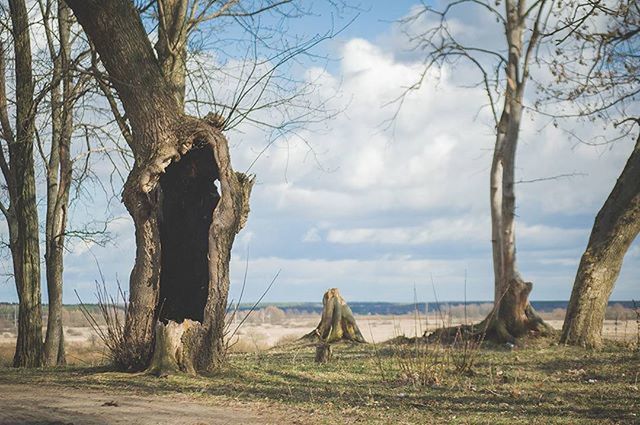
0,301,637,317
230,301,638,316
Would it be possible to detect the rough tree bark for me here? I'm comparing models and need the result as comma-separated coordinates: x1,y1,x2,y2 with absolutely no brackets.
561,134,640,348
65,0,253,373
155,0,189,109
146,319,200,376
0,0,45,368
304,288,366,344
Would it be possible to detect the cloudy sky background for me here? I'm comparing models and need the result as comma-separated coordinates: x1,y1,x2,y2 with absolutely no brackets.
0,1,637,304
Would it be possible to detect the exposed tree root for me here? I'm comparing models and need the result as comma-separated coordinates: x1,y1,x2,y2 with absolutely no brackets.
315,343,332,363
426,303,555,345
426,276,555,345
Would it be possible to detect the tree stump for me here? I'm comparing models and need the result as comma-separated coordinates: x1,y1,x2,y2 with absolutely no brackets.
304,288,366,344
146,320,202,376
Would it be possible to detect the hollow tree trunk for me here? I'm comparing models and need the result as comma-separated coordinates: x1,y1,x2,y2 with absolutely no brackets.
66,0,253,373
9,0,43,368
561,135,640,348
44,1,73,366
304,288,366,344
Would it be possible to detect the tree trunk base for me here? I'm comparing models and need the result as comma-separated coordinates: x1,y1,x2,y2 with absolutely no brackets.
426,304,555,344
146,320,203,377
427,277,555,344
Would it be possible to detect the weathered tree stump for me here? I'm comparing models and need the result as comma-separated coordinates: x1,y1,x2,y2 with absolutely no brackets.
304,288,366,344
146,320,202,376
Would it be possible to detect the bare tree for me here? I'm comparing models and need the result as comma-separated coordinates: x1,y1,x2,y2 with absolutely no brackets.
0,0,111,367
0,0,44,367
544,1,640,348
404,1,556,342
64,0,255,372
63,0,345,373
35,0,96,366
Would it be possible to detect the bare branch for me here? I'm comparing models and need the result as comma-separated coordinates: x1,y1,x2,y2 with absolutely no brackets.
516,171,587,184
89,45,133,146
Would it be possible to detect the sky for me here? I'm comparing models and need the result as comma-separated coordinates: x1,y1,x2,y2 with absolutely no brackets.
0,1,638,305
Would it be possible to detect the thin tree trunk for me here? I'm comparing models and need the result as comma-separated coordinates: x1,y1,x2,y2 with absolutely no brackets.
44,245,64,365
44,227,69,365
430,2,552,343
57,324,66,364
488,99,549,341
481,2,552,342
43,1,73,366
9,0,43,368
561,134,640,348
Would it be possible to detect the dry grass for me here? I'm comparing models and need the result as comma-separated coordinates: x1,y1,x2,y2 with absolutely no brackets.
0,308,638,424
0,336,638,424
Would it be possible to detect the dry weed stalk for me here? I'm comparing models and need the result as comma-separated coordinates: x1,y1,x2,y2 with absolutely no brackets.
76,277,150,371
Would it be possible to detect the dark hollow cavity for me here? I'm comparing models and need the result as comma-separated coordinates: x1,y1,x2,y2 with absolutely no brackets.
158,143,220,323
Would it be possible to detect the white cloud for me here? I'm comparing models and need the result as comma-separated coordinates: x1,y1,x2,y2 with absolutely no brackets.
323,220,586,250
302,227,321,243
326,216,487,245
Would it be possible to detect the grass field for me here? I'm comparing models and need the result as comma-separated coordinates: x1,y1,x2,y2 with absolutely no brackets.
1,333,638,424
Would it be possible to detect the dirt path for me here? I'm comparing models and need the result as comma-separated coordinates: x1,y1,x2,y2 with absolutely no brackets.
0,384,287,425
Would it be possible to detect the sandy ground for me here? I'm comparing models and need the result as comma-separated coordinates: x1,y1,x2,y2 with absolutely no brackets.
1,315,636,350
0,315,444,348
0,383,290,425
0,327,98,345
230,316,638,348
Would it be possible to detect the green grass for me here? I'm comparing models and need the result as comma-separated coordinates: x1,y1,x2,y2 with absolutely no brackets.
0,339,638,424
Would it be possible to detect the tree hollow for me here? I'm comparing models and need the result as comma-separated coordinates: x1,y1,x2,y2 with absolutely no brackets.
158,143,220,323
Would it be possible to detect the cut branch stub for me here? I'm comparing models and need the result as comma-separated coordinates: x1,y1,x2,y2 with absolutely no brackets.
304,288,366,344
